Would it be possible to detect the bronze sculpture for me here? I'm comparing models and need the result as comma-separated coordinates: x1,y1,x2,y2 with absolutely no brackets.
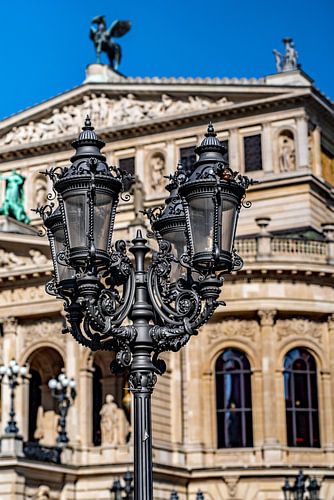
90,15,131,70
0,170,30,224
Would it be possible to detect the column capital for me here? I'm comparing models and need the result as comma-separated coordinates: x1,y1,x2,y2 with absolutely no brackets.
258,310,277,327
1,317,18,336
328,314,334,332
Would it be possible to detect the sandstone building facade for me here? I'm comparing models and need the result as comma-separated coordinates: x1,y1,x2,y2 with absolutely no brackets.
0,53,333,499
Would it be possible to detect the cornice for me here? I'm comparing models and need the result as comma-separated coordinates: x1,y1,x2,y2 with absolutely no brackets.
0,91,312,162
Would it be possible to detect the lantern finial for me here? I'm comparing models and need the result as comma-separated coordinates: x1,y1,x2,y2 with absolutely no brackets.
206,122,216,137
84,115,93,129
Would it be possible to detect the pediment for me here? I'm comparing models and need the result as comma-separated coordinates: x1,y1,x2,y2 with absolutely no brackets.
0,73,308,151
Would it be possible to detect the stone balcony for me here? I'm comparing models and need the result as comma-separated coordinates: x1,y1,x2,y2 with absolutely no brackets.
235,218,334,269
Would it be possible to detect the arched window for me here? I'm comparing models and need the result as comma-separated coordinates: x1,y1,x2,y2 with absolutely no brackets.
215,348,253,448
284,348,320,447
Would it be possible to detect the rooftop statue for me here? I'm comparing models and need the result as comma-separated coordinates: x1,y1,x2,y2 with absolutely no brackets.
0,170,30,224
89,15,131,70
273,37,299,73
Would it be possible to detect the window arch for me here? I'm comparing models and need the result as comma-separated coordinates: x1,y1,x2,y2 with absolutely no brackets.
284,348,320,447
215,348,253,448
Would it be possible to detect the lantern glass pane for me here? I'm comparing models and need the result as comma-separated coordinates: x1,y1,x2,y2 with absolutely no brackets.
63,194,86,249
163,230,187,282
93,192,113,252
221,199,238,254
188,195,214,254
54,226,75,281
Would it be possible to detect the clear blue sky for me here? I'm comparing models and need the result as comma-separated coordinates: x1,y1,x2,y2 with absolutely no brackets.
0,0,332,120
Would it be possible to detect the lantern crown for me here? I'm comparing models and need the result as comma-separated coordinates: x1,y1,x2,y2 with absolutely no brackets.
70,115,107,165
194,122,226,165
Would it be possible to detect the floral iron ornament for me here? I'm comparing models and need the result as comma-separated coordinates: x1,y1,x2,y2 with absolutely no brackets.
37,118,253,500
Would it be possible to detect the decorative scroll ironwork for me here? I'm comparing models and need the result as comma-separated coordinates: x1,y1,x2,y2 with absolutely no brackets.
23,441,62,464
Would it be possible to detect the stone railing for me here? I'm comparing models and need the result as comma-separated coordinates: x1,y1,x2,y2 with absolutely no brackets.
235,236,332,265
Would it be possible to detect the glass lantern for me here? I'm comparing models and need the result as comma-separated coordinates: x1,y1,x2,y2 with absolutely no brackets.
179,124,249,273
54,118,123,271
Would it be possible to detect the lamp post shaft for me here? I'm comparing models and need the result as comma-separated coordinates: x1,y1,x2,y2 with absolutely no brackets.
5,379,19,434
128,231,156,500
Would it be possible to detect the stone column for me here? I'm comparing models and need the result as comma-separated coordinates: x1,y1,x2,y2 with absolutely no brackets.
261,123,273,173
65,335,80,444
258,310,281,463
255,217,272,259
170,350,183,446
136,146,145,182
325,314,334,460
1,317,18,435
312,126,322,177
78,364,94,447
296,116,309,168
166,140,176,177
229,128,240,171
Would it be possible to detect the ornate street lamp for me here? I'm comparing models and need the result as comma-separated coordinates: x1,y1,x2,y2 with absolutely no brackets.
38,118,252,500
282,471,321,500
0,359,28,434
110,471,134,500
48,371,77,444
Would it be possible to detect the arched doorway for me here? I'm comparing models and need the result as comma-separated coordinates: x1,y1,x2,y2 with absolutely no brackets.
27,346,64,444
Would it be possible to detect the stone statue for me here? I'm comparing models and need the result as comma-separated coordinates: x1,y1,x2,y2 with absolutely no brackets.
89,16,131,70
0,170,30,224
34,485,51,500
150,153,166,189
100,394,130,445
278,132,296,172
273,38,299,73
34,406,58,446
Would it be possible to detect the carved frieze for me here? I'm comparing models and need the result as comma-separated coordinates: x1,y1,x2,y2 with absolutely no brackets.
0,93,231,147
208,319,259,344
0,284,49,307
0,248,50,272
275,318,324,343
19,318,66,351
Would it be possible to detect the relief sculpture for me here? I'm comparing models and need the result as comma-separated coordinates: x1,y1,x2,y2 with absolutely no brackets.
0,93,231,148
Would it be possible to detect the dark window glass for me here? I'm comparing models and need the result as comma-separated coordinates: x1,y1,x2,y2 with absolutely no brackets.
119,157,135,176
92,363,103,446
28,369,42,441
215,348,253,448
180,146,196,175
220,139,229,163
244,134,262,171
283,348,320,447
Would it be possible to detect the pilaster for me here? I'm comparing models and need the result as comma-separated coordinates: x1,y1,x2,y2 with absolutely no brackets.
258,309,281,463
1,317,18,435
229,128,240,171
261,123,273,172
296,115,309,168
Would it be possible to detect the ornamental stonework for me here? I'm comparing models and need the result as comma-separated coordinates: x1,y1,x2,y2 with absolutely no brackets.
0,284,48,306
19,318,66,350
0,93,231,147
0,248,50,272
208,319,259,344
275,318,324,343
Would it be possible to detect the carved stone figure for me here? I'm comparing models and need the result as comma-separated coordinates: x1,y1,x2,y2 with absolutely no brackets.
89,15,131,69
273,38,299,73
100,394,129,445
34,485,51,500
0,94,233,147
278,132,296,172
34,406,58,446
0,170,30,223
150,152,166,189
34,176,48,207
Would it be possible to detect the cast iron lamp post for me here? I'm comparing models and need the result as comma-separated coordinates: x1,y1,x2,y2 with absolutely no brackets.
0,359,28,434
36,117,253,500
282,470,321,500
110,471,134,500
48,370,77,444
